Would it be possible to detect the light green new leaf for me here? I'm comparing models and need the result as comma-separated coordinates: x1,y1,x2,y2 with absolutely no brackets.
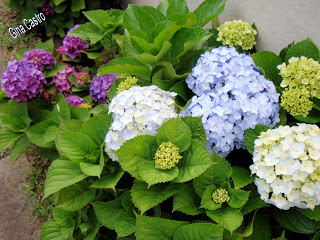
194,0,226,27
206,206,243,233
53,208,74,227
10,133,32,163
83,10,112,32
200,185,221,211
117,135,158,180
227,188,250,209
68,22,104,45
43,160,88,199
90,169,124,190
51,97,71,125
131,180,183,214
231,166,255,189
35,38,54,54
0,129,23,151
40,220,64,240
157,0,189,18
80,162,101,177
71,0,85,12
244,124,271,155
285,38,320,62
58,120,83,133
135,214,188,240
156,118,192,152
26,120,55,148
173,223,223,240
173,141,213,182
173,183,204,215
44,62,66,78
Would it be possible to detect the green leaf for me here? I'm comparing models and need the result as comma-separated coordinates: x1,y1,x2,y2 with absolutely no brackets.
71,0,85,12
81,115,112,146
43,160,88,199
173,223,223,240
251,51,283,87
272,208,320,234
180,116,206,144
200,185,221,211
194,0,226,27
156,118,192,152
293,110,320,123
285,38,320,62
16,49,31,60
43,125,58,144
279,41,294,62
83,10,113,32
173,141,213,182
157,0,189,18
276,107,287,127
35,38,54,54
53,0,66,5
0,128,23,151
173,183,204,215
51,97,71,125
241,185,269,215
53,208,74,227
0,115,32,132
169,81,193,102
58,120,84,133
314,231,320,240
93,199,136,237
80,162,101,177
40,220,64,240
68,22,104,45
206,206,243,233
244,124,271,155
56,132,98,161
135,214,188,240
228,188,250,209
245,210,271,240
117,135,158,180
36,147,59,160
10,133,32,163
272,231,287,240
90,169,124,190
98,58,151,78
70,108,90,121
131,180,183,214
44,62,66,78
56,181,97,211
231,166,255,189
299,206,320,221
139,161,179,186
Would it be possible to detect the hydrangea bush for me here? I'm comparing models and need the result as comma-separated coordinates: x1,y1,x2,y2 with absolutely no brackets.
1,0,320,239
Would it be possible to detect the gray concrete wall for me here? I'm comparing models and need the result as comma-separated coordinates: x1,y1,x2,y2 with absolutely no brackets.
122,0,320,54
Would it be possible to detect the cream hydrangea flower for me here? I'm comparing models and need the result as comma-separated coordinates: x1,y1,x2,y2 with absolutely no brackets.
250,123,320,210
217,20,257,50
105,85,178,161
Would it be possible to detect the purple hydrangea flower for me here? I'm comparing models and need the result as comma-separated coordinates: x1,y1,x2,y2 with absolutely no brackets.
1,59,46,102
52,65,76,93
23,49,56,71
75,72,90,85
62,25,89,59
42,1,55,15
89,74,117,104
65,95,85,107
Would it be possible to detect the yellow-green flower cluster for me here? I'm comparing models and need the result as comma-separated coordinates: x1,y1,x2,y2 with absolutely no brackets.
116,76,138,94
217,20,257,50
278,56,320,117
80,103,92,109
155,141,182,170
212,188,230,204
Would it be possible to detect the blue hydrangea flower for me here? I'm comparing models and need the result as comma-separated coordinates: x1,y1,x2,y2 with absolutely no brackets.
89,74,117,104
181,47,280,157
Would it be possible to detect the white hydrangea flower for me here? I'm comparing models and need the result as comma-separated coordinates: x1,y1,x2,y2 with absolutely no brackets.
250,123,320,210
105,85,178,161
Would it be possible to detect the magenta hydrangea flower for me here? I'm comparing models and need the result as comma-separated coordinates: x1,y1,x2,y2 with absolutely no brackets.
42,1,55,15
65,95,85,107
52,65,76,93
23,49,56,71
62,25,89,59
89,74,117,104
1,59,46,102
76,72,90,85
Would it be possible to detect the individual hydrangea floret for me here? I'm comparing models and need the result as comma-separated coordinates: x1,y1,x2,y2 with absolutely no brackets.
62,25,89,59
52,65,76,93
89,74,117,104
181,47,280,157
105,85,178,161
23,49,56,71
76,72,90,85
217,20,257,50
116,76,138,94
1,59,46,102
250,124,320,210
65,95,85,108
155,141,182,170
212,188,230,204
278,56,320,117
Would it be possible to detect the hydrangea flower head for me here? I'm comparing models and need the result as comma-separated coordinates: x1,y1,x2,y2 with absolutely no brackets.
89,74,117,104
212,188,230,204
42,1,55,15
52,65,76,93
217,20,257,50
116,76,138,94
23,49,56,71
62,25,89,59
278,56,320,116
250,124,320,210
181,47,280,157
65,95,85,107
105,85,178,161
75,72,90,85
1,59,46,102
154,141,182,170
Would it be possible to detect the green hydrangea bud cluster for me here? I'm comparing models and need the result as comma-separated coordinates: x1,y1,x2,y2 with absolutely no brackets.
278,56,320,117
212,188,230,204
217,20,257,50
116,76,138,94
80,103,92,109
154,141,182,170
